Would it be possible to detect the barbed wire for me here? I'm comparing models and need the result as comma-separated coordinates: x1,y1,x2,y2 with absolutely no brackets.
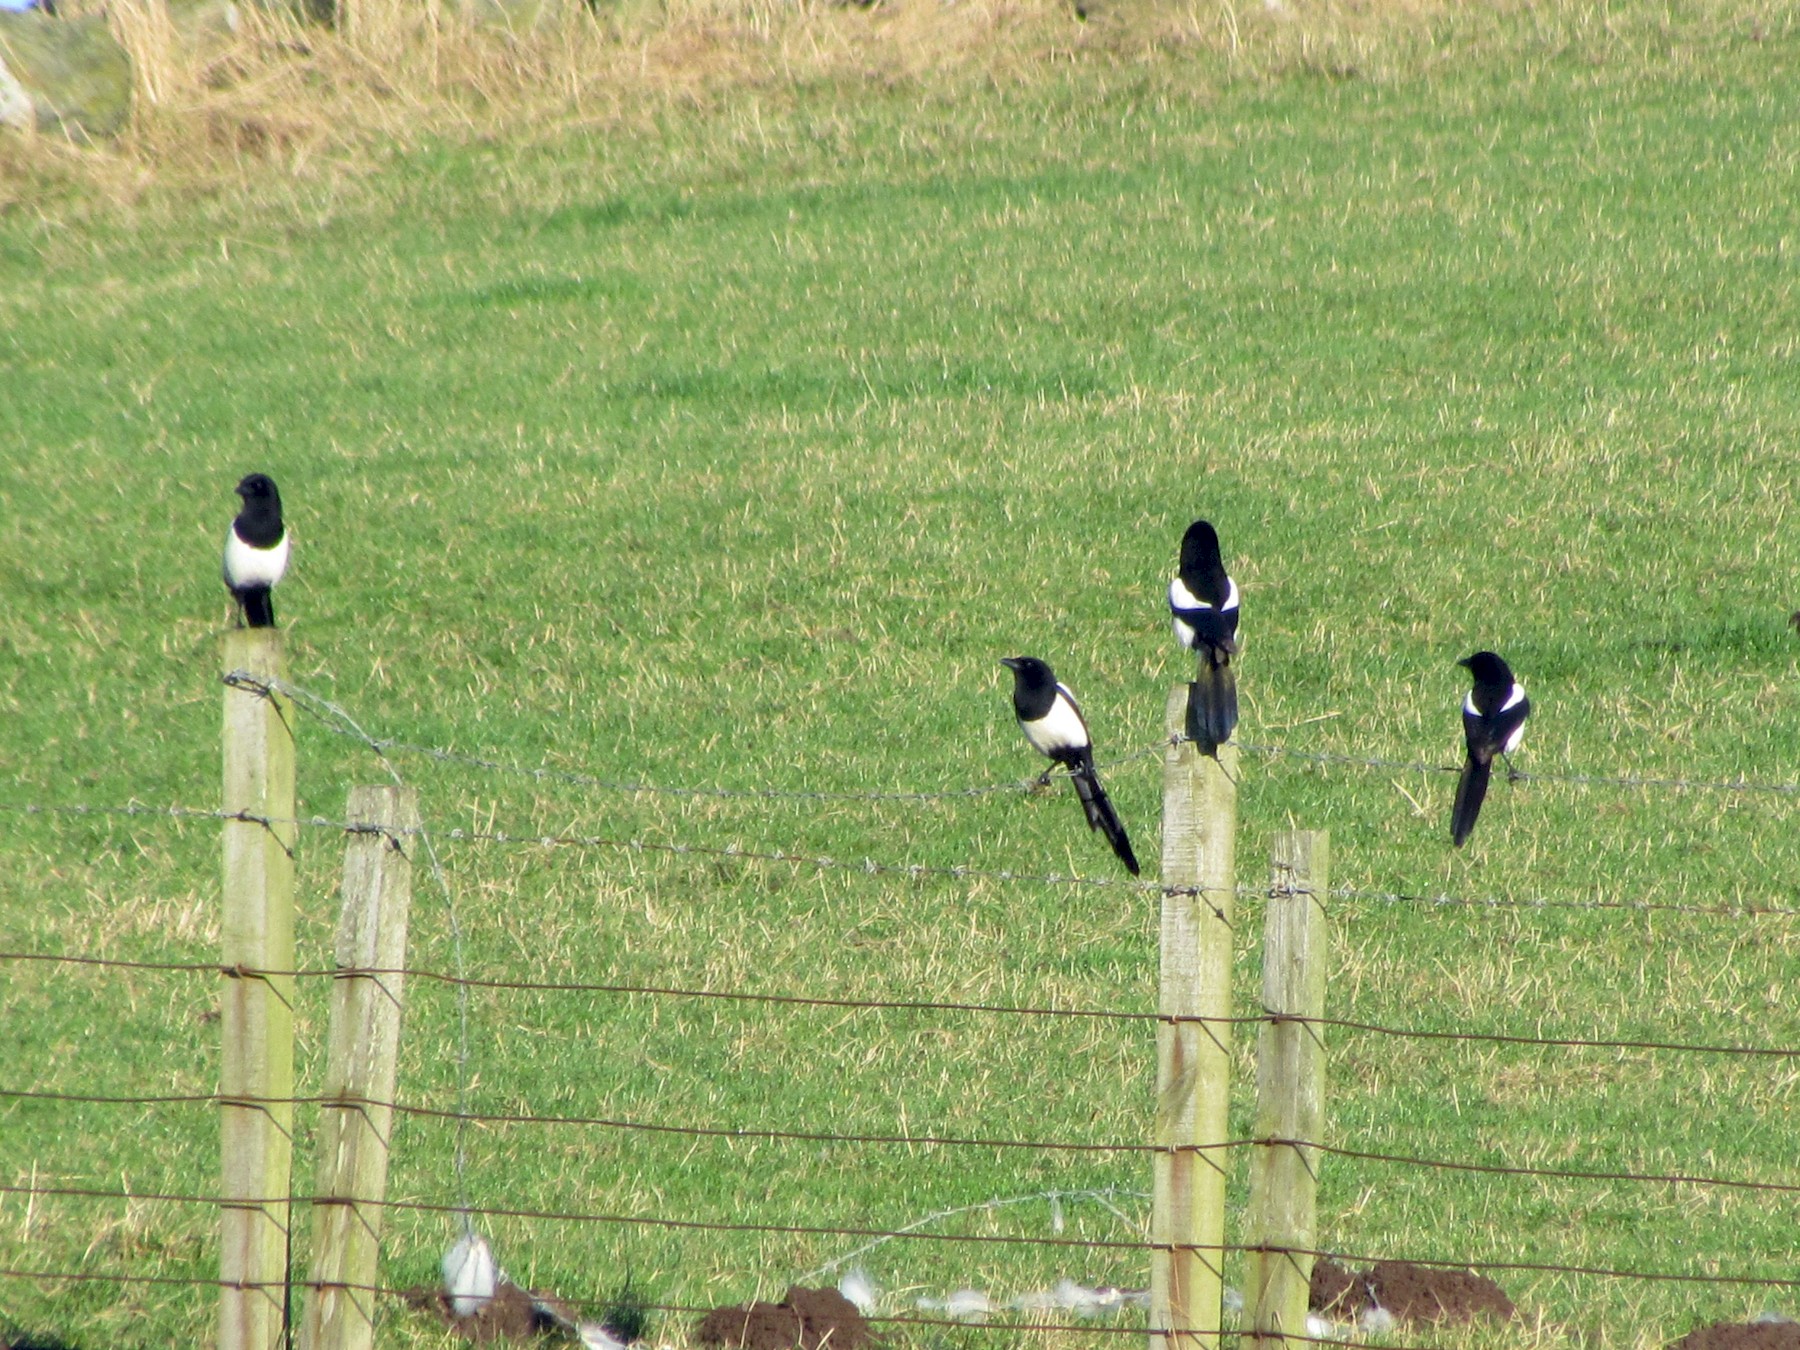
9,1091,1797,1199
1328,883,1800,919
7,950,1795,1059
227,671,1800,805
25,792,1800,926
1236,741,1800,797
226,669,1168,804
0,797,1184,896
6,1181,1799,1292
12,793,1800,923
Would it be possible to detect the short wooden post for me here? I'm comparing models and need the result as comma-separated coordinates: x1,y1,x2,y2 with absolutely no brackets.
1245,831,1330,1348
220,629,298,1350
299,786,420,1350
1151,686,1237,1350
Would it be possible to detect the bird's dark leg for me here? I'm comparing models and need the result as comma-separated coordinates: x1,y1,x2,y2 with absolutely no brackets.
1502,752,1524,782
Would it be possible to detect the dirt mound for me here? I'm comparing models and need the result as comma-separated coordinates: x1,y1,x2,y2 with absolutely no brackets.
697,1285,874,1350
402,1281,585,1343
1311,1258,1515,1323
1670,1322,1800,1350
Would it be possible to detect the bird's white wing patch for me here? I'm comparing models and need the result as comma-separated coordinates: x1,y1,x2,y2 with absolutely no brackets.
224,529,289,588
1501,682,1527,712
1170,575,1238,613
1168,577,1206,610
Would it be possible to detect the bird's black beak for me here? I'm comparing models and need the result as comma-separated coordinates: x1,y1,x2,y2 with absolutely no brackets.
1456,656,1473,671
999,657,1022,672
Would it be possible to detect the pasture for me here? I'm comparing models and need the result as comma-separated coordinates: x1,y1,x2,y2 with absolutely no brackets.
2,1,1798,1344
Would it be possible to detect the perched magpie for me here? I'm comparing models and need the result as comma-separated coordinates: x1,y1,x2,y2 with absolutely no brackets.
1000,656,1140,876
222,473,289,629
1168,519,1239,752
1451,650,1530,848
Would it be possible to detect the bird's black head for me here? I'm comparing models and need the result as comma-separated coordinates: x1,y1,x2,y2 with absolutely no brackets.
1000,655,1056,692
235,473,281,507
1178,519,1224,577
1458,650,1514,686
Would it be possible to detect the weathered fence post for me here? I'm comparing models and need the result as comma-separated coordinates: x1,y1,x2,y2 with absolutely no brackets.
1151,686,1237,1350
1245,830,1330,1347
220,628,298,1350
299,785,420,1350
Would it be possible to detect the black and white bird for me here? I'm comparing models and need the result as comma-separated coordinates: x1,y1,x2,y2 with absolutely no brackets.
1168,519,1240,752
1451,650,1530,848
222,473,289,629
1000,656,1140,876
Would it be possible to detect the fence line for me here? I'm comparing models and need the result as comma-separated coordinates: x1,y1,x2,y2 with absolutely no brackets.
1235,740,1800,797
6,951,1795,1059
227,669,1167,803
227,670,1800,803
11,676,1800,1339
0,798,1171,894
12,796,1800,923
8,1197,1799,1291
1331,883,1800,919
9,1097,1797,1197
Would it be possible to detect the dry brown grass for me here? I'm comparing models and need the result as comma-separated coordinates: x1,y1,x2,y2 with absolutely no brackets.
0,0,1501,214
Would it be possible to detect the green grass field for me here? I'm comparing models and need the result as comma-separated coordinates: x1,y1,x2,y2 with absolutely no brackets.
4,1,1799,1344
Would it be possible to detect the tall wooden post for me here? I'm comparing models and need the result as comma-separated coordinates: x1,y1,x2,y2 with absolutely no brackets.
300,786,419,1350
1151,686,1237,1350
221,629,297,1350
1245,831,1330,1348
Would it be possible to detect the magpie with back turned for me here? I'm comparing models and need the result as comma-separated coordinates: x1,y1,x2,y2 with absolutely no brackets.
1000,656,1140,876
222,473,289,629
1169,519,1239,752
1451,650,1530,848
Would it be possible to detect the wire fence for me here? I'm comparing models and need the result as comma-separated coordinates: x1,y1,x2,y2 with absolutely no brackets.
5,675,1799,1343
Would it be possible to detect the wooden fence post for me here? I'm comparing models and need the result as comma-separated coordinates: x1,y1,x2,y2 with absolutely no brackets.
1245,830,1330,1348
1151,686,1237,1350
220,629,298,1350
299,786,420,1350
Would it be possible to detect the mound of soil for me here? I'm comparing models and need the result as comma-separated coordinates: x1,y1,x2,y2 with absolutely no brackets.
1670,1322,1800,1350
697,1285,873,1350
1311,1258,1515,1324
402,1280,584,1343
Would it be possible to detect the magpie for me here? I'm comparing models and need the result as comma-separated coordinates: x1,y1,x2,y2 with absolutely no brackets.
1168,519,1239,752
222,473,289,629
1000,656,1140,876
1451,650,1530,848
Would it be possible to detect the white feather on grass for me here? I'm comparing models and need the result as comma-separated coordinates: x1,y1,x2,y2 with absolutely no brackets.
576,1322,630,1350
837,1267,880,1315
917,1289,993,1321
1359,1306,1398,1334
442,1231,500,1319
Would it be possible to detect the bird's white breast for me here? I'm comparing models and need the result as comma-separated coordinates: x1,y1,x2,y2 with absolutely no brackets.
224,529,289,588
1021,686,1089,756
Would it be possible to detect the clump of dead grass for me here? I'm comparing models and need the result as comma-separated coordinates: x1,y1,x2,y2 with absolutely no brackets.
0,0,1485,213
12,0,1768,219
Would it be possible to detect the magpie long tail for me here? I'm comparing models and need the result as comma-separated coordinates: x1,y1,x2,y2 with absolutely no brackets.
1450,755,1491,848
239,588,276,629
1070,759,1140,876
1185,653,1238,754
